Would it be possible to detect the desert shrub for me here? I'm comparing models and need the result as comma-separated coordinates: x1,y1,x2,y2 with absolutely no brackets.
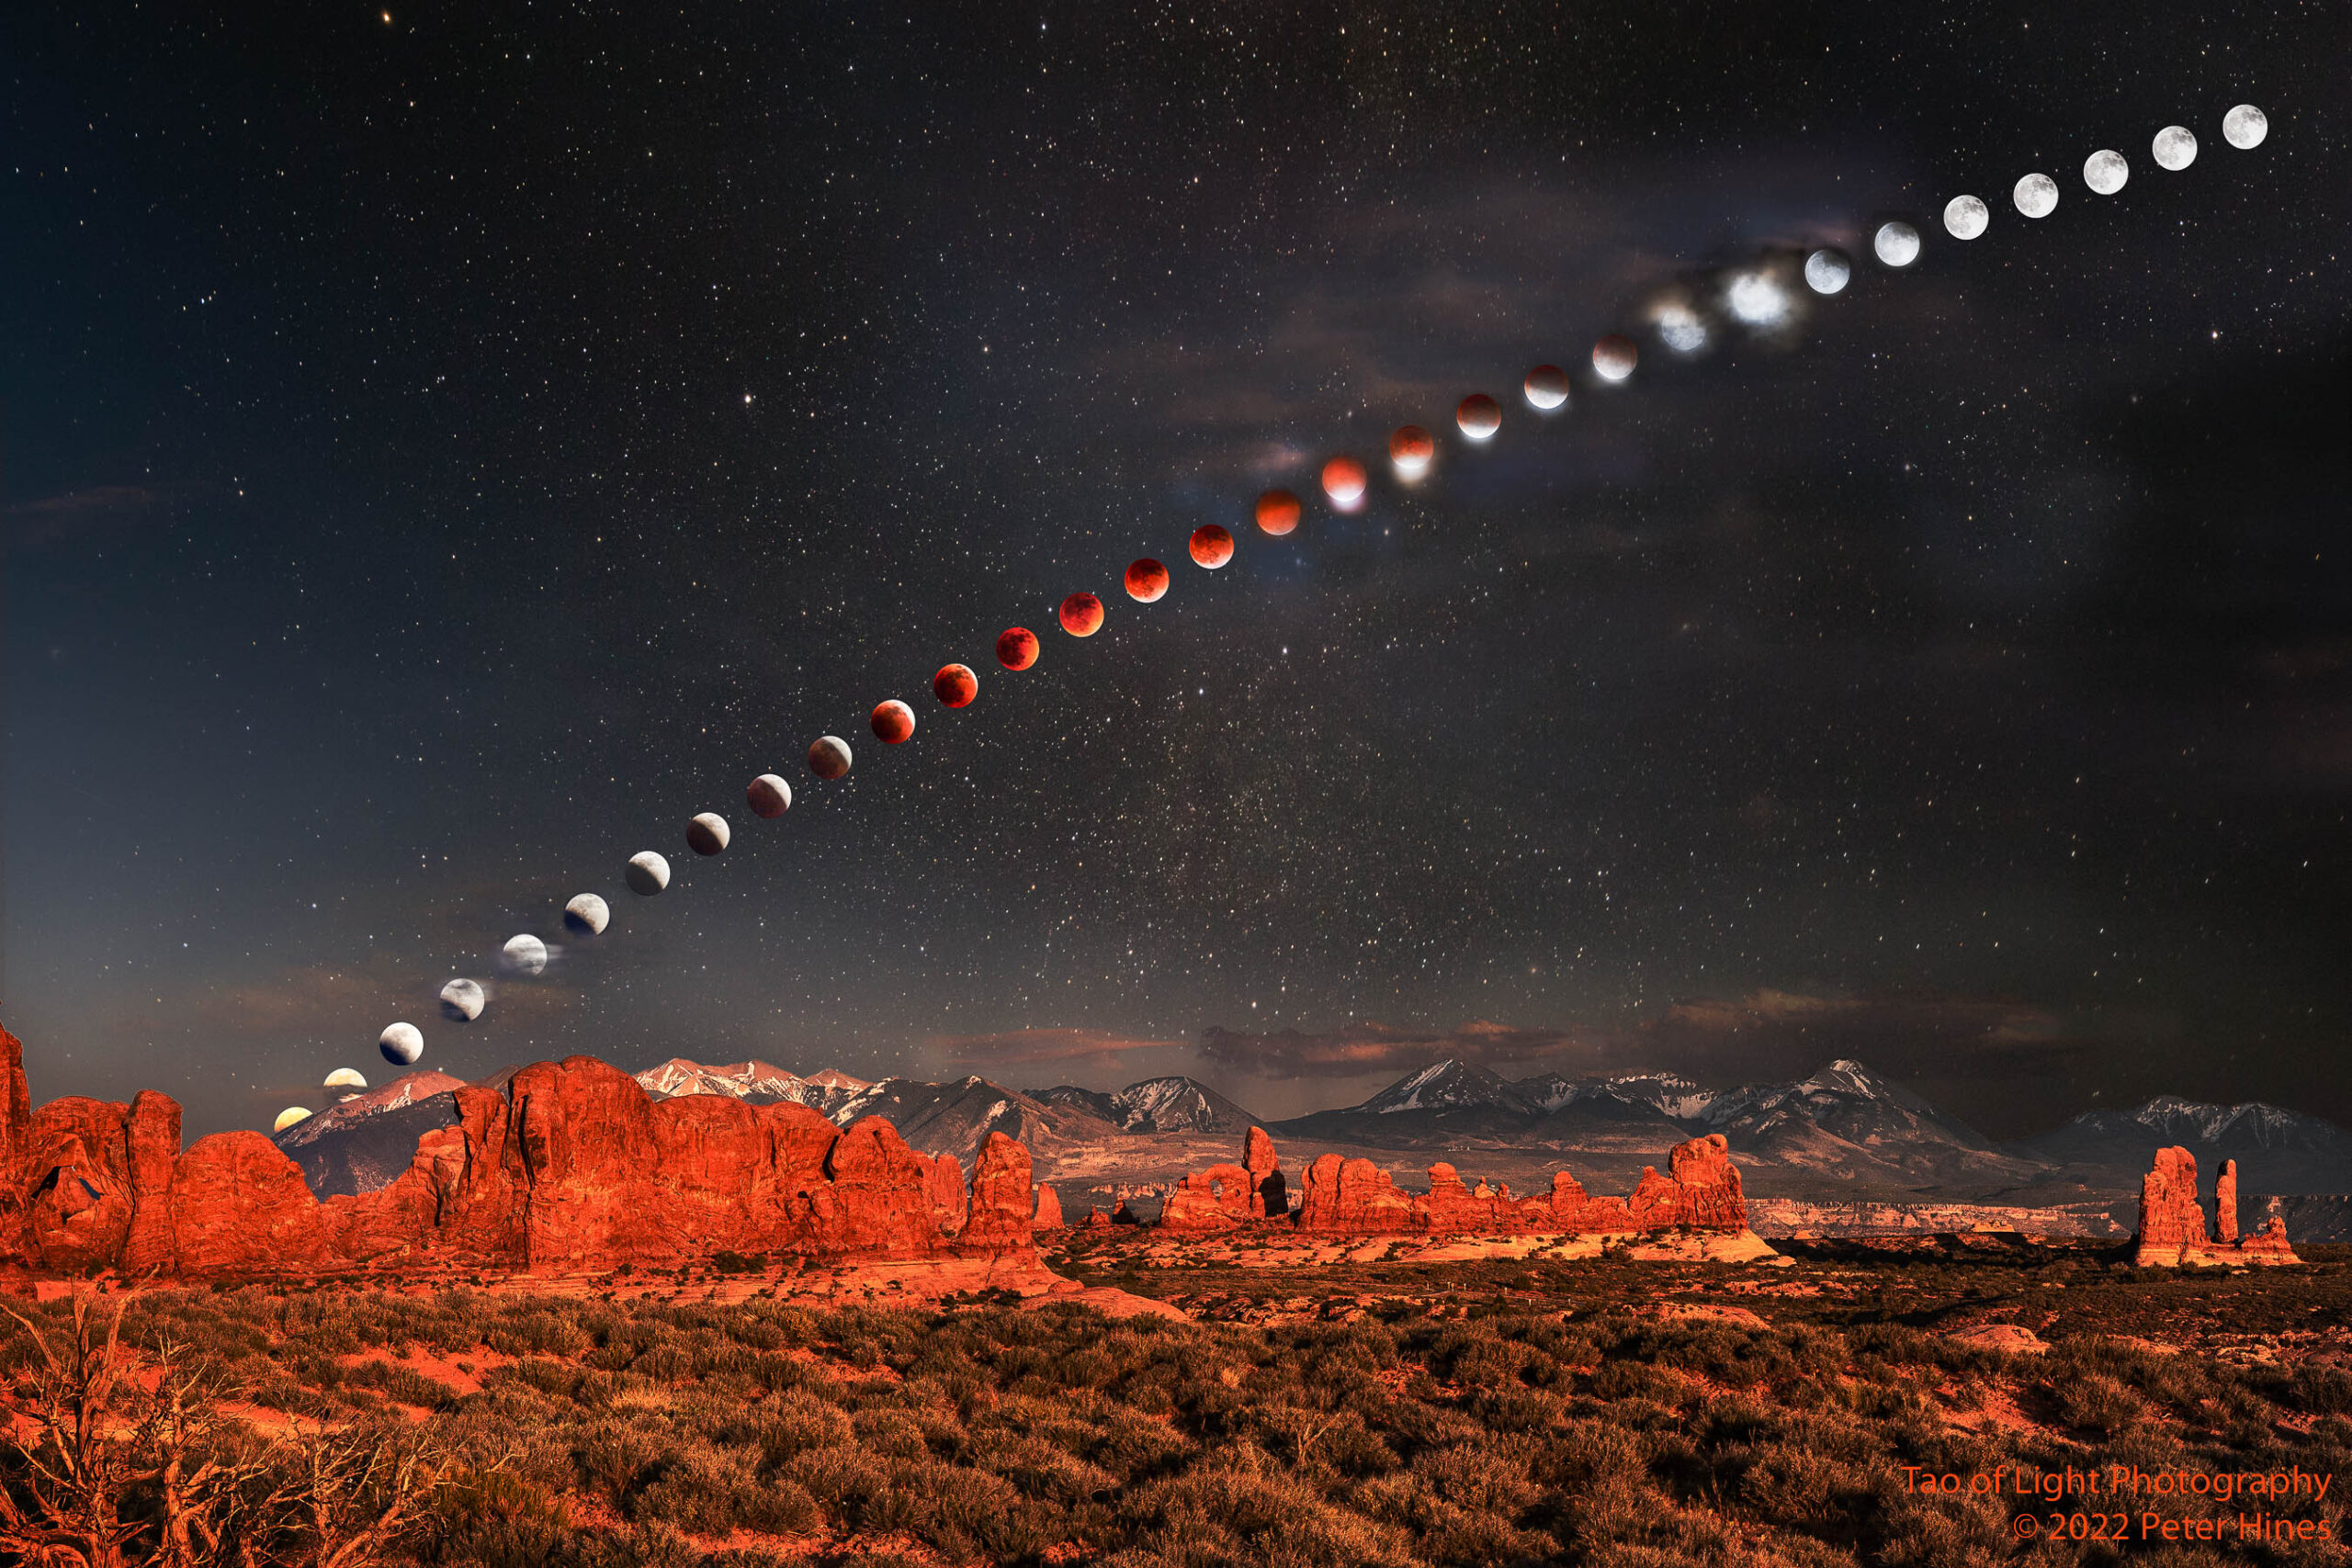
2049,1370,2141,1437
782,1441,891,1529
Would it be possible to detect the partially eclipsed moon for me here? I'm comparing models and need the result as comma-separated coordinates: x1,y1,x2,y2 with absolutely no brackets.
274,1107,313,1134
502,932,548,975
1253,490,1300,536
1591,334,1637,382
439,977,486,1021
325,1067,368,1091
807,737,853,779
995,627,1039,671
870,701,915,744
745,774,792,818
1455,394,1501,440
627,850,672,893
1521,367,1568,411
933,663,979,705
686,811,732,853
379,1021,424,1066
1320,457,1366,506
1803,250,1850,295
564,892,610,934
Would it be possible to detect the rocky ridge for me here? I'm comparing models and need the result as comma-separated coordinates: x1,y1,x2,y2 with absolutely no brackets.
0,1022,1035,1280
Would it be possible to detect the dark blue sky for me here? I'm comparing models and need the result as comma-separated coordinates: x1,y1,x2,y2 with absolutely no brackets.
6,2,2347,1138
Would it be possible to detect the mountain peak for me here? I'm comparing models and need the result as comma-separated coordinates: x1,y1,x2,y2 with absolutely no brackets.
1359,1058,1532,1116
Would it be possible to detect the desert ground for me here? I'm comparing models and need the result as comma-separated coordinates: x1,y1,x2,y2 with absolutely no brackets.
6,1235,2351,1567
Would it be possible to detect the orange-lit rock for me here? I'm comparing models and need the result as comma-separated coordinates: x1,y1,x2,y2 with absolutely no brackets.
2132,1145,2301,1266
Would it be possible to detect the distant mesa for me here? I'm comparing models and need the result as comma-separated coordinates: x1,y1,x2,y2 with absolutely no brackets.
1253,490,1300,536
438,977,485,1021
745,773,792,818
1188,526,1234,570
626,850,671,894
1455,393,1501,440
807,735,853,780
995,626,1040,671
933,663,979,707
870,700,916,744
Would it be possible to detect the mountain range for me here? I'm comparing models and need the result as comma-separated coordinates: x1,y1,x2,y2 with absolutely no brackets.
271,1052,2352,1210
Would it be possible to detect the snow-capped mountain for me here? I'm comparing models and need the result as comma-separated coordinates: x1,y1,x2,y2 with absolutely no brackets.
272,1070,469,1199
1360,1059,1544,1116
1684,1059,2037,1187
2009,1096,2352,1194
632,1058,873,1116
1033,1077,1259,1134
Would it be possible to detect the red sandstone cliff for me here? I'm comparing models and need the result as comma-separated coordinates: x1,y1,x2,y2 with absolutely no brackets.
0,1025,1035,1280
2132,1145,2300,1267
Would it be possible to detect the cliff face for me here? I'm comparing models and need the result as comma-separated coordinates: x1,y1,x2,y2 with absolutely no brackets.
1165,1128,1753,1238
0,1026,1035,1280
2132,1146,2300,1267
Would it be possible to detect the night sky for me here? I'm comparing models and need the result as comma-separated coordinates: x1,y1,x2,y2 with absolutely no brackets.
6,4,2347,1143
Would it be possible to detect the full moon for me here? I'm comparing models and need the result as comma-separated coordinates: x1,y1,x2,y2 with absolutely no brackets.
379,1021,424,1066
1455,394,1501,440
2153,125,2198,171
1803,249,1850,295
746,773,792,818
626,849,673,894
1942,196,1988,240
1254,490,1300,536
933,663,979,705
2084,150,2129,195
807,736,853,779
2013,173,2058,219
1590,334,1637,383
439,977,486,1021
1872,220,1921,267
995,626,1039,671
502,932,548,975
564,892,610,934
686,810,732,853
2223,105,2267,150
1521,366,1568,411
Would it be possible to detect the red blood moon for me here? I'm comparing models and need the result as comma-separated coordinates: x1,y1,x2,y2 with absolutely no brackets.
1254,489,1301,536
1059,592,1105,637
1124,558,1170,602
996,626,1040,671
1189,525,1235,569
871,700,916,744
1456,393,1502,440
1321,456,1368,506
933,663,978,707
1387,424,1434,479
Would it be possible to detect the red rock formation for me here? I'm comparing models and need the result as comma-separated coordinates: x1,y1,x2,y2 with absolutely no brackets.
0,1020,1039,1280
1034,1183,1063,1229
959,1132,1034,1253
1296,1154,1419,1234
2132,1147,2301,1266
1245,1124,1287,1217
1627,1134,1747,1231
1160,1162,1261,1231
1192,1128,1747,1238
